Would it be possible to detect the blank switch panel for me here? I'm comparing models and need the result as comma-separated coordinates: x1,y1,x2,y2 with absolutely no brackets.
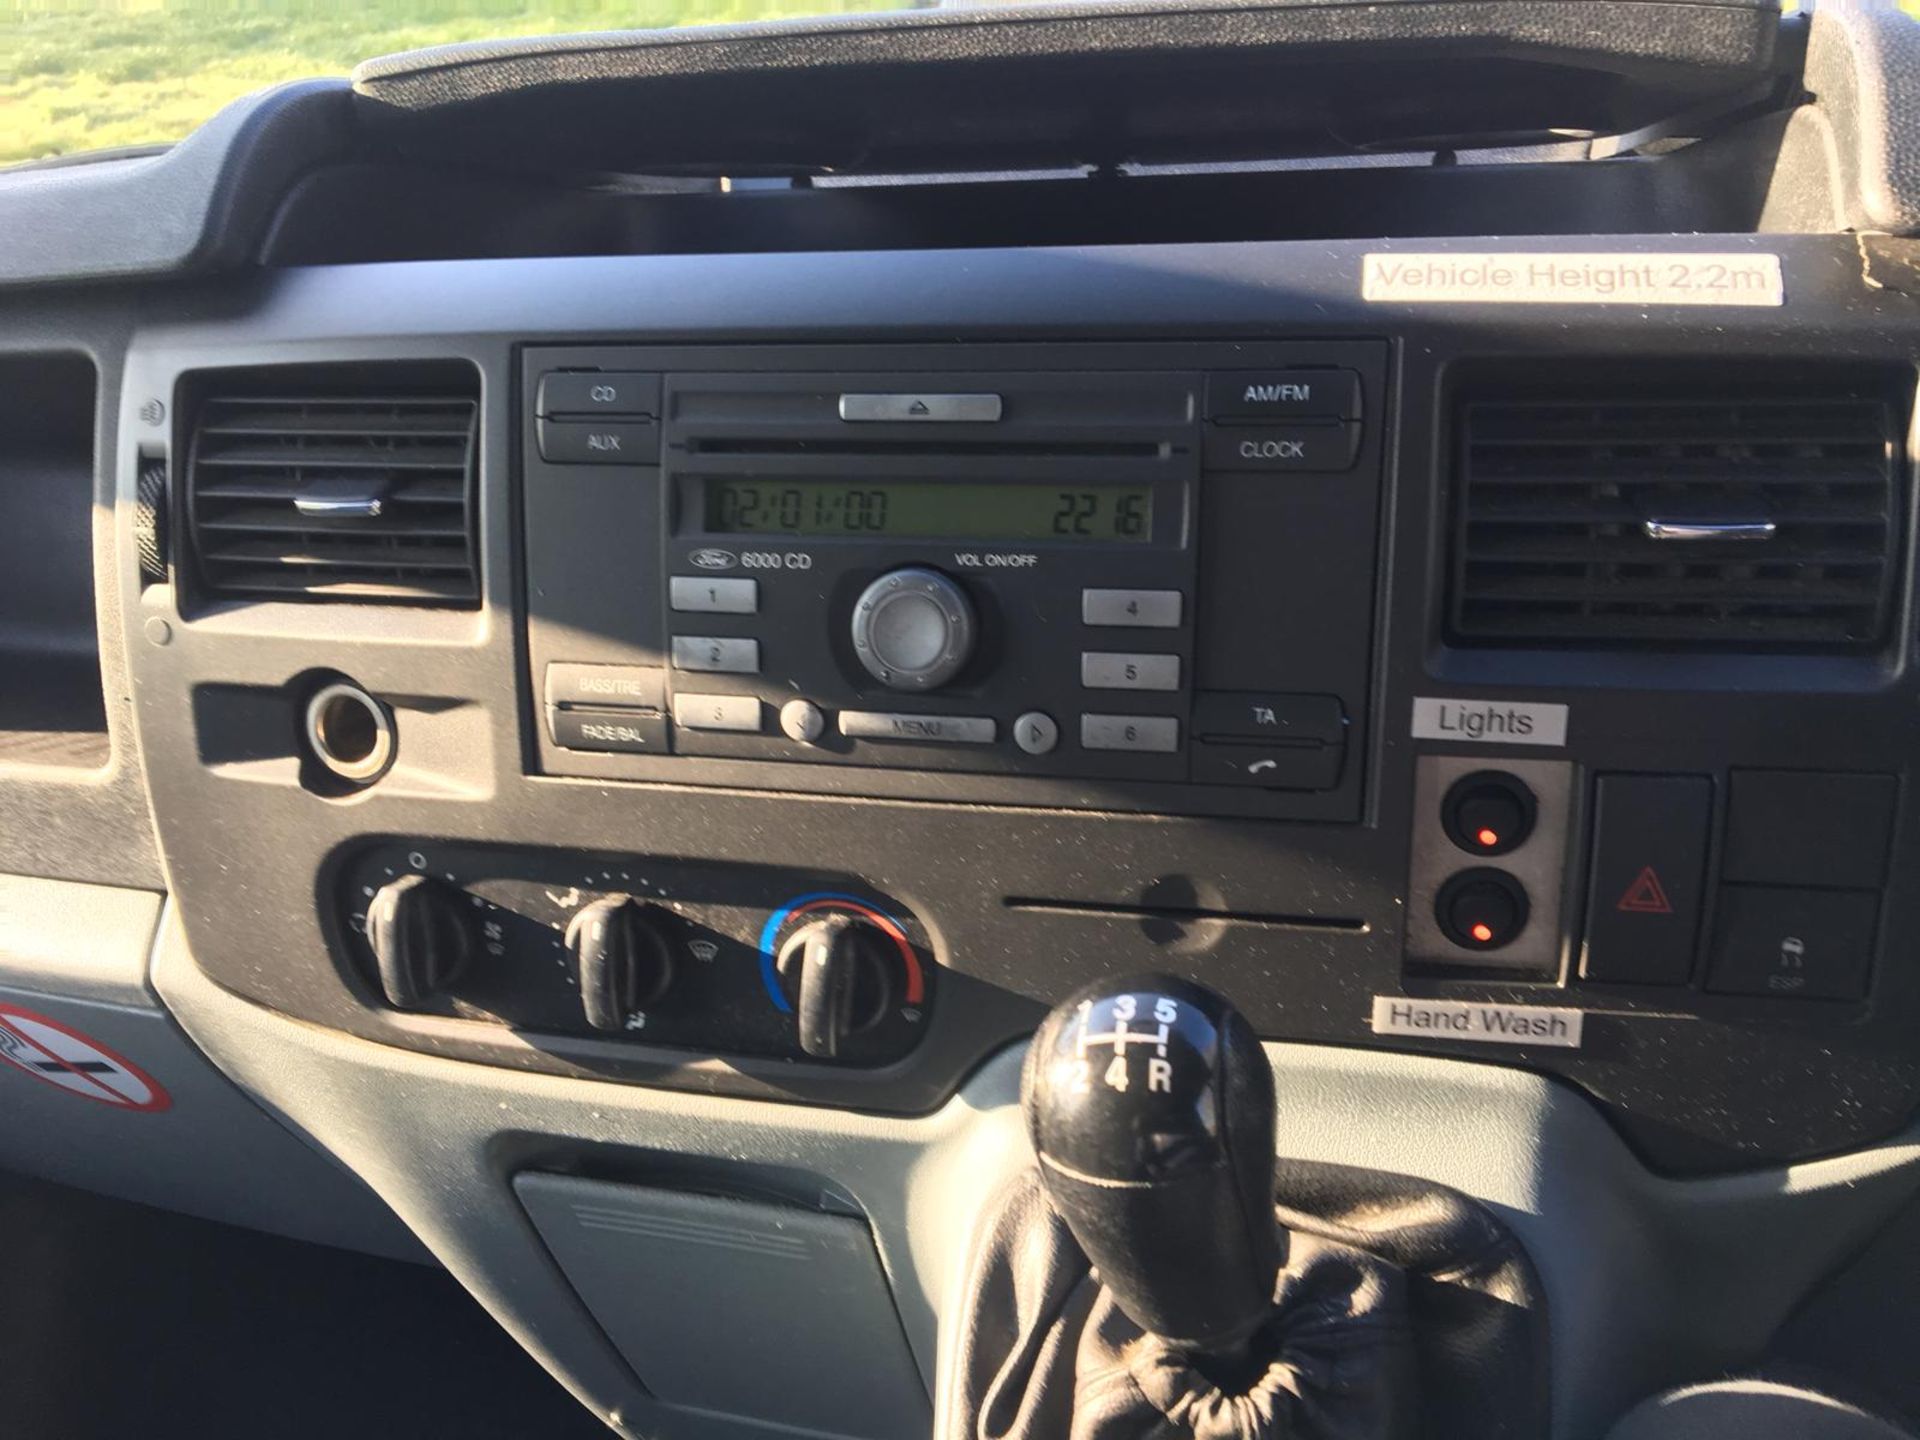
1406,755,1574,973
515,1174,929,1440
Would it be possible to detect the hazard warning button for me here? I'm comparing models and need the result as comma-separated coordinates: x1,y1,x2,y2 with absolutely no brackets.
1581,774,1712,985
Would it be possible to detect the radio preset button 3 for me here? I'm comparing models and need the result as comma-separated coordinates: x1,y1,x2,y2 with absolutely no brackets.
671,636,761,674
1081,715,1180,753
1082,588,1182,629
672,693,763,733
840,712,997,745
850,567,976,691
670,576,758,614
1081,652,1180,692
1014,712,1061,756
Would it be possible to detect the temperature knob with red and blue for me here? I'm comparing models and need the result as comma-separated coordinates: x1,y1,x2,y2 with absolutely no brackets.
760,894,926,1058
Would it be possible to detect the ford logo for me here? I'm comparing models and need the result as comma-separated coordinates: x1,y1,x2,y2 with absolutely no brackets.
689,548,737,571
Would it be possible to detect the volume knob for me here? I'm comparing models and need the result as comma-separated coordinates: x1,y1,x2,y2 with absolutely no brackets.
850,566,976,692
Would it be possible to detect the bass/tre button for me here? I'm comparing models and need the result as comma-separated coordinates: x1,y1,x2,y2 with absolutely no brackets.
850,567,976,691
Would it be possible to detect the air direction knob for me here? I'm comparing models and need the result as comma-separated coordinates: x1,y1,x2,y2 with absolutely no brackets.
850,566,976,692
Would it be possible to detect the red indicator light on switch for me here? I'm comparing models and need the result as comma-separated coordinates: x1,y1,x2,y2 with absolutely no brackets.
1470,922,1495,943
1476,828,1500,848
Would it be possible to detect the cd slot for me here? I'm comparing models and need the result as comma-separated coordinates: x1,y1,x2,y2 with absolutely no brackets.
687,438,1164,459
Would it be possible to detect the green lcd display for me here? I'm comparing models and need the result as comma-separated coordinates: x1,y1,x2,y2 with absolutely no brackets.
706,480,1153,543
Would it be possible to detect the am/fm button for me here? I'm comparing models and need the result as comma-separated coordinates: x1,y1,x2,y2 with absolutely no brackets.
1202,423,1360,473
1207,370,1361,420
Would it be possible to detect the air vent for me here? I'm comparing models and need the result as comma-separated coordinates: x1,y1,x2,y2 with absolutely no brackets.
187,391,478,605
1452,394,1903,649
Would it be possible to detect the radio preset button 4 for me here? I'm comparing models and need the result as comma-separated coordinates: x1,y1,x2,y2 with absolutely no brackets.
1081,652,1180,692
672,694,763,733
840,712,997,745
671,636,761,674
670,576,758,614
1081,715,1180,754
1082,588,1182,628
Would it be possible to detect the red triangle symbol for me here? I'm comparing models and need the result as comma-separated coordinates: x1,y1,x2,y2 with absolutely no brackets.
1616,866,1674,915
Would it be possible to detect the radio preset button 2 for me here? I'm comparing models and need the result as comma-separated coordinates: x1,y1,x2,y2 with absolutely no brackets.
1081,652,1180,692
671,636,761,674
672,693,762,733
779,699,827,744
1081,715,1180,754
1014,712,1060,756
840,712,997,745
850,567,976,691
670,576,758,614
1082,588,1182,629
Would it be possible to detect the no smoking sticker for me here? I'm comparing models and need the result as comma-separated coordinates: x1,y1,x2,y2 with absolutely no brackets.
0,1003,170,1112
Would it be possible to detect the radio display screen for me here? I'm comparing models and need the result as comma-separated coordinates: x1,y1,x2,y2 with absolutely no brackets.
705,480,1153,542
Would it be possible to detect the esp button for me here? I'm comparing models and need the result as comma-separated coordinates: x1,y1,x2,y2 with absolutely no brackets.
1580,774,1711,986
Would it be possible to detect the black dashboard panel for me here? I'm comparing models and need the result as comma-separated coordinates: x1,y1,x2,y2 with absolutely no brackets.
105,233,1920,1172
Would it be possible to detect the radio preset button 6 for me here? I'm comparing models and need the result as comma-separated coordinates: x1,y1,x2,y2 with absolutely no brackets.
851,567,976,691
1081,715,1180,754
672,693,763,733
670,576,758,614
671,636,761,674
1081,588,1182,629
1081,652,1180,692
1014,712,1060,756
840,712,997,745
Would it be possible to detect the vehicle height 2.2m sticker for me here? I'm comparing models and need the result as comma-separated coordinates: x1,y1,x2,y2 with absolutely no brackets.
1363,252,1784,307
0,1003,171,1112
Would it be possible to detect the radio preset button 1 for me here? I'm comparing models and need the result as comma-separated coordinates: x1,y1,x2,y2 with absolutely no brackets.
840,712,997,745
671,636,761,674
549,707,669,754
1081,715,1180,754
1082,588,1182,629
1014,712,1060,756
672,693,762,733
851,567,976,691
544,663,665,711
670,576,758,614
1081,652,1180,692
779,699,827,744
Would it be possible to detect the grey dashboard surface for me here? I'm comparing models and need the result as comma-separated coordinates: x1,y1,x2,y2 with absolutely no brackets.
151,903,1920,1440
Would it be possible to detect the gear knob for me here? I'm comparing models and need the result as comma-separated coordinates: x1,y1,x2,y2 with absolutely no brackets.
1023,974,1280,1353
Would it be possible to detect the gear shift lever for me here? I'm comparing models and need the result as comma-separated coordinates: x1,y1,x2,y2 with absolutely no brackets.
1023,974,1280,1355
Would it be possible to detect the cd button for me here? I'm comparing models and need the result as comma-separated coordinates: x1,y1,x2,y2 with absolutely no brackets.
1080,715,1180,753
536,372,661,418
671,636,760,674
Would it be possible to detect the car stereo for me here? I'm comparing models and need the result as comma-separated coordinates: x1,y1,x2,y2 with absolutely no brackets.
520,341,1387,821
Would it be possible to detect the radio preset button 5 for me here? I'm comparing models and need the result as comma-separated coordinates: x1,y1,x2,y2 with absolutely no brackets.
1081,588,1182,629
1081,652,1180,692
672,694,763,733
851,567,976,691
671,636,761,674
1081,715,1180,754
670,576,758,614
1014,712,1060,756
840,712,997,745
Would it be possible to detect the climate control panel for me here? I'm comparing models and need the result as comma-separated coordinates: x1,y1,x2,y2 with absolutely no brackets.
339,843,933,1066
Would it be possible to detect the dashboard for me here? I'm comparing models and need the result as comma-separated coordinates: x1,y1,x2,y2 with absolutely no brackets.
8,3,1920,1439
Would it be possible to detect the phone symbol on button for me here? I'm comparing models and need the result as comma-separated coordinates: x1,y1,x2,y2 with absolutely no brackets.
1247,759,1278,774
